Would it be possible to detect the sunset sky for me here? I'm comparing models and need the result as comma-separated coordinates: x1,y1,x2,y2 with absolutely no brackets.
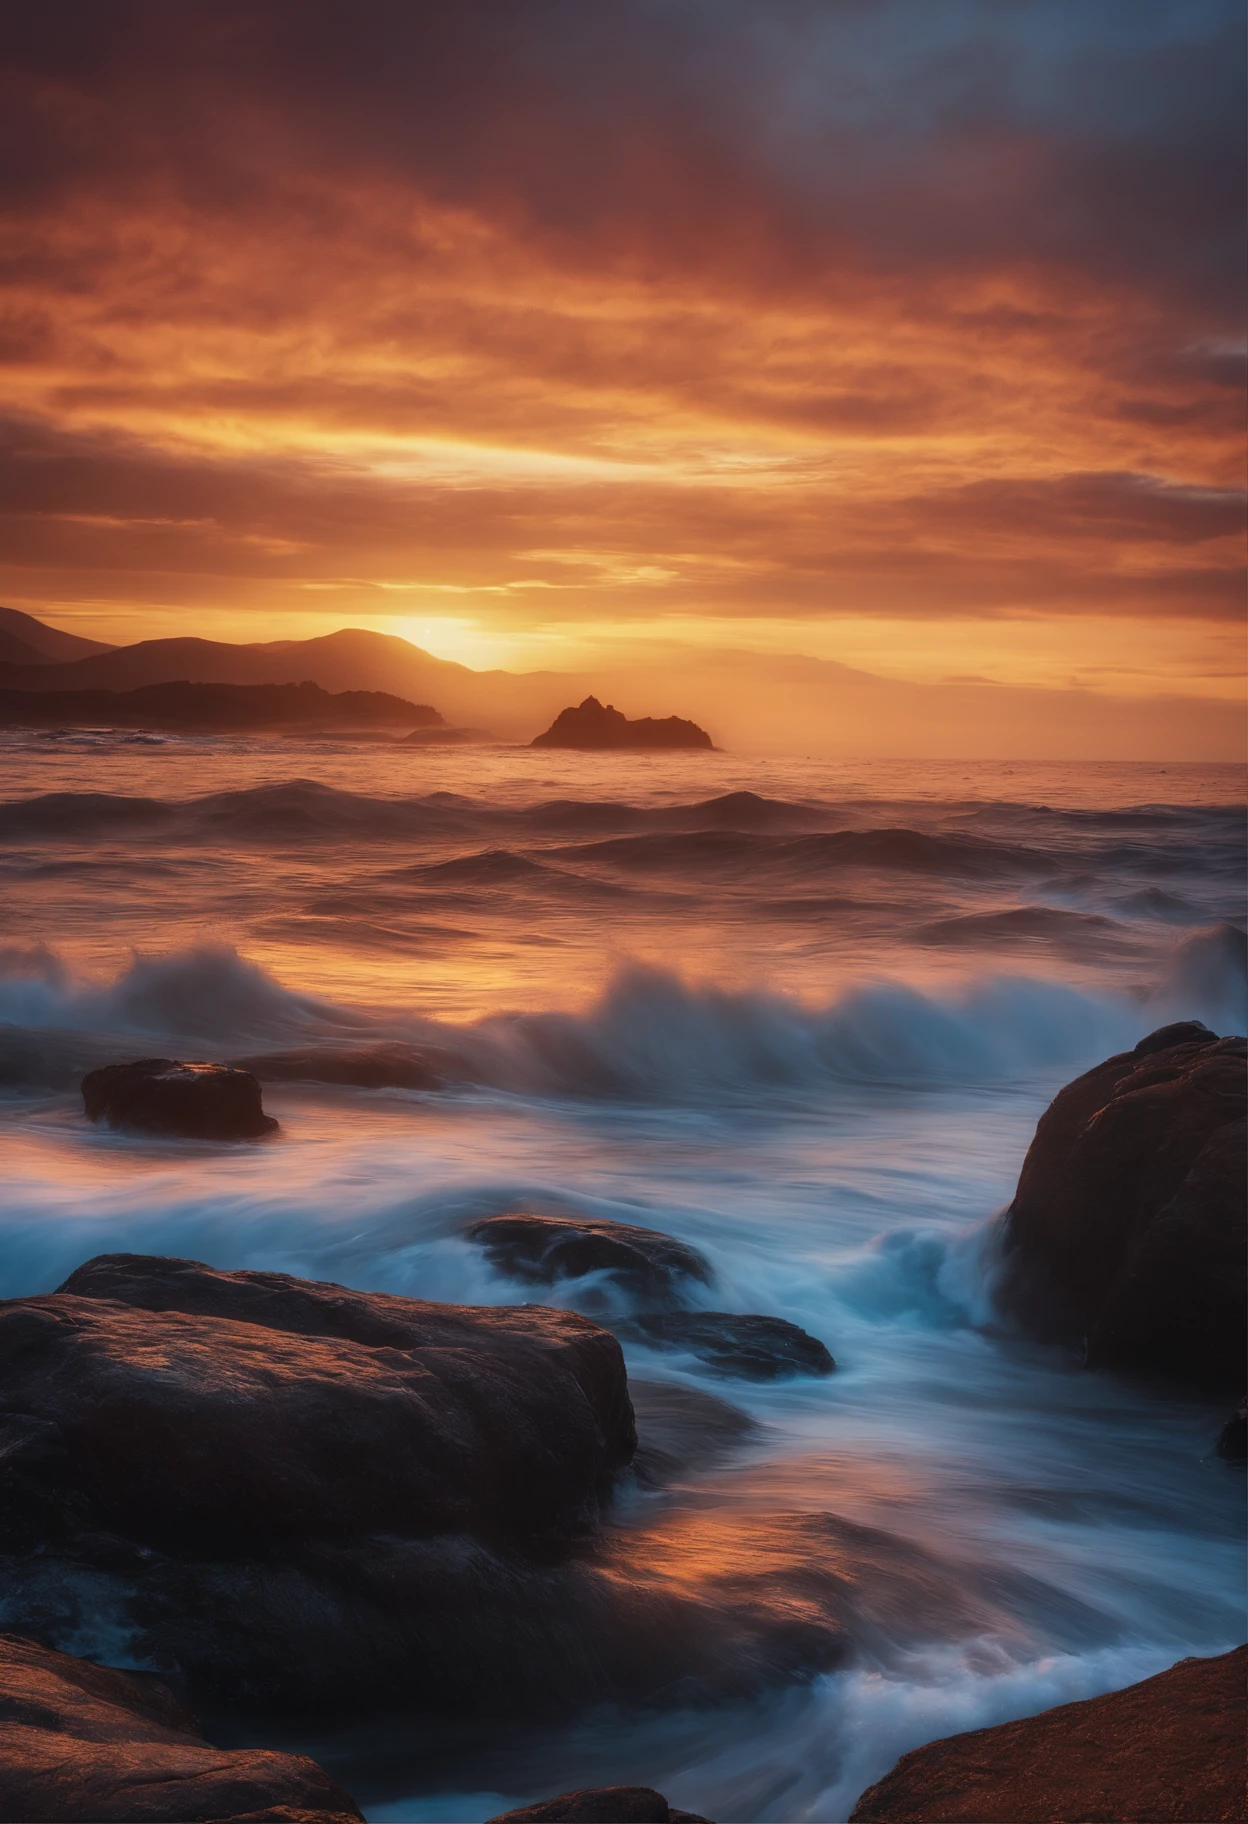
0,0,1243,719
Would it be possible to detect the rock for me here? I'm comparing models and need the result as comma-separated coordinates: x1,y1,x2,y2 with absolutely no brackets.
9,1253,634,1553
616,1312,835,1380
0,1630,361,1823
627,1377,756,1487
998,1025,1247,1391
0,1257,970,1722
81,1060,278,1139
1216,1396,1247,1462
848,1645,1248,1823
531,697,714,751
467,1212,713,1304
485,1789,713,1823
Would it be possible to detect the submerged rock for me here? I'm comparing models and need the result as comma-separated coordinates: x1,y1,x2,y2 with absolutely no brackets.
81,1060,278,1140
848,1645,1248,1823
627,1377,756,1486
531,697,714,751
997,1024,1247,1391
617,1311,835,1380
467,1212,713,1304
486,1789,713,1823
0,1630,361,1823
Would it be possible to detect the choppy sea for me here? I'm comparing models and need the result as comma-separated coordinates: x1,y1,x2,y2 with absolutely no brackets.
1,736,1245,1821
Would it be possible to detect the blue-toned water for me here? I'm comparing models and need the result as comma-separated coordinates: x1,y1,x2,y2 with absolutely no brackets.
1,743,1244,1820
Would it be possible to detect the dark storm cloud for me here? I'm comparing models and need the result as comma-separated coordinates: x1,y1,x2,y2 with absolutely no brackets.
1,0,1242,317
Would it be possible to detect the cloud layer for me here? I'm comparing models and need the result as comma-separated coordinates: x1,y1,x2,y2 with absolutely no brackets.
0,0,1243,694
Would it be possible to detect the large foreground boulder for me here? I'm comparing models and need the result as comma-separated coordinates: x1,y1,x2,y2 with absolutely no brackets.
5,1252,634,1552
849,1645,1247,1823
486,1789,712,1822
997,1023,1246,1390
0,1631,361,1824
81,1060,278,1139
0,1256,998,1722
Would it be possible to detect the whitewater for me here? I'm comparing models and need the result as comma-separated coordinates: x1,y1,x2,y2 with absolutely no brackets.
1,737,1245,1822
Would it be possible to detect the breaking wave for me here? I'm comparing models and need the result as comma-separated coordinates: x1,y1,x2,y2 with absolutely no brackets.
3,926,1243,1100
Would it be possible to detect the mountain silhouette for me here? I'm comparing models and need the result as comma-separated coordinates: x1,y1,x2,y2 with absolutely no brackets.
0,607,116,667
0,679,441,732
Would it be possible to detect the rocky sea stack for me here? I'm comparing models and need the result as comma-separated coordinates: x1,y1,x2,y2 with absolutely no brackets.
996,1021,1246,1392
531,697,714,750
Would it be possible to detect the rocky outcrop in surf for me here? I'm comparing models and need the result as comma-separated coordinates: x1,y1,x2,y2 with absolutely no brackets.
531,697,714,751
0,1253,974,1720
997,1021,1247,1391
469,1213,836,1381
467,1211,713,1303
486,1789,713,1822
0,1631,362,1824
81,1060,278,1139
616,1311,835,1380
848,1645,1247,1823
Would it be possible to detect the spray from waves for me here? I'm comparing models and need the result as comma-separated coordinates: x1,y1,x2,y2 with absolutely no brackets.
0,943,351,1045
2,925,1243,1101
671,1641,1204,1824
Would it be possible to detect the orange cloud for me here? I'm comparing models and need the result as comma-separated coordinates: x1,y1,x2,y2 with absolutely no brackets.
0,0,1242,712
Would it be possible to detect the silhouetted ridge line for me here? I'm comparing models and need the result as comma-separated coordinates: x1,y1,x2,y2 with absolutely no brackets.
0,679,441,730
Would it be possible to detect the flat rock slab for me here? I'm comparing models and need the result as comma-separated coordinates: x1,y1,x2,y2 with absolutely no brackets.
0,1630,361,1823
1000,1022,1247,1390
849,1645,1248,1823
4,1253,635,1554
616,1311,835,1380
81,1059,278,1139
486,1788,712,1822
468,1213,713,1303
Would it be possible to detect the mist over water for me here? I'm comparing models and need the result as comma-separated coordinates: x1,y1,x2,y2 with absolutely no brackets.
1,743,1244,1821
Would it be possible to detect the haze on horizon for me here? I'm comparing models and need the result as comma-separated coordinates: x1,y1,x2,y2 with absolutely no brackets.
0,0,1244,758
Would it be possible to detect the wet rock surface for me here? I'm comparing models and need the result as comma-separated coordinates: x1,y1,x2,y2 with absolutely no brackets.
81,1059,278,1139
485,1788,713,1822
998,1023,1247,1391
616,1312,835,1381
627,1378,757,1486
0,1255,889,1719
21,1253,635,1550
848,1645,1248,1823
0,1630,361,1824
468,1212,713,1304
0,1247,984,1719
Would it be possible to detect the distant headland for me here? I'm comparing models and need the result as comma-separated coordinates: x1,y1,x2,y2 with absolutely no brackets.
0,680,441,733
531,696,714,751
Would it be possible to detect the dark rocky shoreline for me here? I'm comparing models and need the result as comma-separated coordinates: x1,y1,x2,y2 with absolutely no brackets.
0,1023,1242,1820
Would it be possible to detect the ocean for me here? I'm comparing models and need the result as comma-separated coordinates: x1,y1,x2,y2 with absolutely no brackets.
1,736,1245,1822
